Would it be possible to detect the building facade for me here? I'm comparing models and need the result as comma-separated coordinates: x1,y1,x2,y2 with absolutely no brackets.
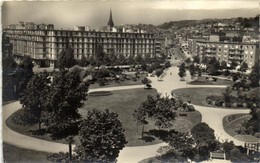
3,12,161,68
196,40,258,69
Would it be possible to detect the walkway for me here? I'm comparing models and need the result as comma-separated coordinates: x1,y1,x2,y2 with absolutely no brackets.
2,66,251,163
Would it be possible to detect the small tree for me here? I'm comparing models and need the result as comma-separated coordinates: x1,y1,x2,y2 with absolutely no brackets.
193,55,200,64
20,73,50,130
189,64,195,79
249,64,259,88
240,62,248,73
58,44,76,70
221,61,227,69
156,69,164,79
141,77,151,88
75,109,127,162
78,54,90,67
230,61,238,70
178,63,186,78
222,86,232,103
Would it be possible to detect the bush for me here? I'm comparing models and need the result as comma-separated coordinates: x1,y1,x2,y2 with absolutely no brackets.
243,103,247,108
231,103,237,108
207,99,212,104
215,100,224,106
187,105,195,111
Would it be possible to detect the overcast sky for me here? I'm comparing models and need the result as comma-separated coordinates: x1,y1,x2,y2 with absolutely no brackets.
1,0,259,29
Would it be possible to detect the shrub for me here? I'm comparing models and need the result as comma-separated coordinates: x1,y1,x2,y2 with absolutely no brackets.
215,100,224,106
47,152,76,162
237,103,243,107
207,99,212,104
232,103,237,108
242,103,247,108
187,105,195,111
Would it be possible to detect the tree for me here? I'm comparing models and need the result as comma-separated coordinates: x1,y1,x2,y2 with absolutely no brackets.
135,53,143,64
249,64,259,88
178,63,186,78
207,57,220,75
201,56,208,65
232,72,240,82
152,96,176,130
17,56,34,96
230,60,238,70
191,122,216,160
141,77,151,88
240,62,248,72
221,61,227,69
191,122,215,148
58,44,76,70
189,64,195,79
193,55,200,64
43,67,89,138
156,69,164,79
133,95,157,138
2,54,17,75
20,73,50,130
222,86,232,103
75,109,127,162
164,61,171,68
78,54,90,67
94,44,106,68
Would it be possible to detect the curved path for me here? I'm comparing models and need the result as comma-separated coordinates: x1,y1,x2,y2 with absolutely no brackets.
3,66,251,163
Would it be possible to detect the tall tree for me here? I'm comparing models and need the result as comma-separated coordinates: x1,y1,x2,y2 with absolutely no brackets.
75,109,127,162
230,60,238,70
20,73,50,130
58,44,76,70
43,67,89,138
2,54,17,75
249,64,259,88
221,61,227,69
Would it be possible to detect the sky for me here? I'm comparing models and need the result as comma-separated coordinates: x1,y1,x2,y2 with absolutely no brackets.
1,0,259,29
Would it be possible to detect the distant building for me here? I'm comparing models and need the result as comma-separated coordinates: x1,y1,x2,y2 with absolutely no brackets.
3,10,162,68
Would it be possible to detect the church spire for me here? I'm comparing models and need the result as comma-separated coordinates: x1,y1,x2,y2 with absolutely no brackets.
107,9,114,28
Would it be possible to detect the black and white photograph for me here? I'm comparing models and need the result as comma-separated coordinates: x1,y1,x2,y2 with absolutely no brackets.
1,0,259,162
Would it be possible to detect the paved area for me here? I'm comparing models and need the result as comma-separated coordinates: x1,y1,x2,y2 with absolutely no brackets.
2,66,251,163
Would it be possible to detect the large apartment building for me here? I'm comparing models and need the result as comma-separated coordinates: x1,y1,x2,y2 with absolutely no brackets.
3,10,162,68
196,40,258,69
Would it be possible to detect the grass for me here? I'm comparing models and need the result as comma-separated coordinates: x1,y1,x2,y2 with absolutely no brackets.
3,143,52,163
81,88,162,146
222,114,251,137
188,76,233,85
6,88,201,147
172,87,226,107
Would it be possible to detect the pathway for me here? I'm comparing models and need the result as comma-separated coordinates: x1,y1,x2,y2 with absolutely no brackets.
2,66,251,163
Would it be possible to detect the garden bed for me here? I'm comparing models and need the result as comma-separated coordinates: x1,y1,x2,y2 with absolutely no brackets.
88,91,112,96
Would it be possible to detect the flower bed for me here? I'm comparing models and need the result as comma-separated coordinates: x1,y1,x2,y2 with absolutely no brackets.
226,114,247,123
88,91,112,96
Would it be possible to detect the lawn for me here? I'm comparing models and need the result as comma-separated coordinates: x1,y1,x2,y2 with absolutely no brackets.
172,87,226,106
3,143,52,163
80,88,161,146
188,76,233,86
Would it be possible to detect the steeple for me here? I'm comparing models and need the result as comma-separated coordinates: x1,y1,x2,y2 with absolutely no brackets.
107,9,114,29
